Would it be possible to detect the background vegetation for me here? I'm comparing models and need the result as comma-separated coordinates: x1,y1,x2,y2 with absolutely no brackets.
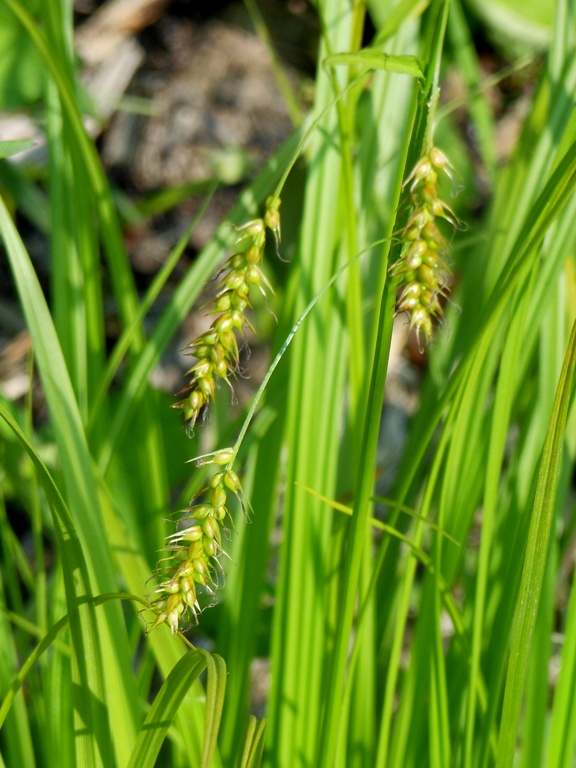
1,0,576,766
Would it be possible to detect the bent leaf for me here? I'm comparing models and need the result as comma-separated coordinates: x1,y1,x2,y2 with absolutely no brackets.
324,50,424,79
127,648,226,768
295,481,459,545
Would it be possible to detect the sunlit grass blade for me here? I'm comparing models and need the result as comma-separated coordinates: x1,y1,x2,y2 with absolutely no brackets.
201,649,227,768
296,481,460,545
321,2,451,765
447,0,496,177
0,190,140,763
496,318,576,767
546,527,576,767
463,276,534,766
265,3,366,762
4,0,142,344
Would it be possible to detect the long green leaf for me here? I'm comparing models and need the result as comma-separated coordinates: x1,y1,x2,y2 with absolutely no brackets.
496,318,576,766
200,649,227,768
239,717,267,768
0,184,140,763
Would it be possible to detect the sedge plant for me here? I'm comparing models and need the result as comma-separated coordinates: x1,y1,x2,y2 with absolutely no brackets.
2,0,576,767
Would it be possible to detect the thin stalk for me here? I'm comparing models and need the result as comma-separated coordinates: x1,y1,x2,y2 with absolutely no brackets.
230,240,388,461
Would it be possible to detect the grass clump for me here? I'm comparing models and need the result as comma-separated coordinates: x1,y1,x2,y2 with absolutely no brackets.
3,1,576,767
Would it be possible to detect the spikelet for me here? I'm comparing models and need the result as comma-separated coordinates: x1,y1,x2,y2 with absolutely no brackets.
148,198,281,633
173,196,281,432
391,148,457,347
147,449,245,634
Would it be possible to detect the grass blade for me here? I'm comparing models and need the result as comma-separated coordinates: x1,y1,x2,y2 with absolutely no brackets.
0,404,112,766
496,318,576,767
238,717,267,768
0,184,140,763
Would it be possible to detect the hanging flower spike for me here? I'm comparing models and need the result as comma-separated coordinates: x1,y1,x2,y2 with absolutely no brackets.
172,200,281,433
147,465,241,634
391,148,458,349
149,201,282,633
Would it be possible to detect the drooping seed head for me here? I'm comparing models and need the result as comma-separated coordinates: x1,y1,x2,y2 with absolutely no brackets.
193,557,210,580
214,313,235,334
407,158,432,190
229,253,246,270
212,293,232,312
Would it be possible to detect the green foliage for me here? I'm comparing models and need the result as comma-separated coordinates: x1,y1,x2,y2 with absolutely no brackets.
2,0,576,766
0,1,44,108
